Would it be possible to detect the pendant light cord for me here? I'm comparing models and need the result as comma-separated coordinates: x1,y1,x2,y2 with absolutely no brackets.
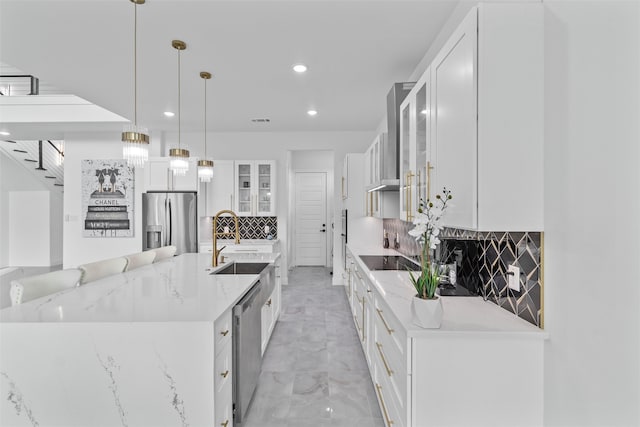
133,2,138,126
177,48,181,149
204,77,207,158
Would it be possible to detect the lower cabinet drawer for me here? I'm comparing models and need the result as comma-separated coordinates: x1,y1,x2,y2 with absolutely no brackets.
215,341,232,395
215,310,232,353
373,324,407,408
215,373,233,427
373,360,405,427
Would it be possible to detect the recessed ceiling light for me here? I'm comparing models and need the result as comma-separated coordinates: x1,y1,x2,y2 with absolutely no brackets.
0,131,10,136
307,110,318,116
164,111,175,117
293,64,308,73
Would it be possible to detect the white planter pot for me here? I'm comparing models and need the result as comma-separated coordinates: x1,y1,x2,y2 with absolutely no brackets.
411,295,443,328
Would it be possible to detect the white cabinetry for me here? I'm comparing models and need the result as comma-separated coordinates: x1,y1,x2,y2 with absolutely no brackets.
399,4,543,231
199,160,234,217
431,9,478,229
261,260,281,355
399,69,432,223
365,135,400,219
434,4,543,230
348,250,543,427
145,157,198,191
214,309,233,427
234,161,276,216
341,153,364,217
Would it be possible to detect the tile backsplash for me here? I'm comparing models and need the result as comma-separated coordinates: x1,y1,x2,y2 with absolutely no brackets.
382,218,543,328
200,216,278,242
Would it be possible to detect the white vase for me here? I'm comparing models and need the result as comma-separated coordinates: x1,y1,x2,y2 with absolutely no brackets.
411,295,443,328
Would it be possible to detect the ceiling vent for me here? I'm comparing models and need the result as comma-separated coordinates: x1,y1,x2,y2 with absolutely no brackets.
251,118,271,123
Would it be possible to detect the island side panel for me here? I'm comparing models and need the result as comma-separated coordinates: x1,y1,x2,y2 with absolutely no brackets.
411,334,543,426
1,322,215,427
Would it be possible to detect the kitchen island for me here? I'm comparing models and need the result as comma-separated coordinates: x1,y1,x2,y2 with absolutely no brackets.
0,253,280,427
345,244,547,427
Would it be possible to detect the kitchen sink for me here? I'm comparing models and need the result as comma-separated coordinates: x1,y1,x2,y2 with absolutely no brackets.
212,262,269,275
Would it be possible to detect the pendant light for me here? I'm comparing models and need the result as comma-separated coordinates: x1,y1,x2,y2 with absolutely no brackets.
197,71,214,182
169,39,190,176
122,0,149,168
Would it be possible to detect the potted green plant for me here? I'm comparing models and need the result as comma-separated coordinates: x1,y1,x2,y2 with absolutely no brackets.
408,188,452,328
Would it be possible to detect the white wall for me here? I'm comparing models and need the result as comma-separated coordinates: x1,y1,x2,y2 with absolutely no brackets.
62,132,145,268
9,191,50,266
543,2,640,425
0,150,63,267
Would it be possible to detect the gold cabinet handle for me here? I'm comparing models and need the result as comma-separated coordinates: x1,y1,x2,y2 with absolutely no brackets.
376,309,395,334
407,171,414,221
361,298,366,342
354,314,362,332
375,383,394,427
220,330,229,336
427,161,434,200
376,342,394,377
221,420,229,427
220,370,229,378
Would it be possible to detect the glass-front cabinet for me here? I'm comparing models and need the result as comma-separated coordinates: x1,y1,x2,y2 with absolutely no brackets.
399,97,414,222
414,71,431,207
398,70,433,222
234,160,276,216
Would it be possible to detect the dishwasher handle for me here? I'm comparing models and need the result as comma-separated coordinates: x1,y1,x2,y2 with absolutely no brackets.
233,280,262,316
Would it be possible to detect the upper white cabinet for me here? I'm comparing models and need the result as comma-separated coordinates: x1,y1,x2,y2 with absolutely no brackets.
365,134,399,219
402,3,543,231
431,10,478,229
145,157,198,192
234,161,276,216
398,100,414,222
342,153,364,217
199,160,234,217
399,72,431,222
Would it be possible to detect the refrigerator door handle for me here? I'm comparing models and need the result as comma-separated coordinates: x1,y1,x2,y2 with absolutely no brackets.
168,197,173,245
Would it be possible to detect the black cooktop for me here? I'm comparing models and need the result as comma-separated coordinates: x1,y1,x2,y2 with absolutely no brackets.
359,255,421,271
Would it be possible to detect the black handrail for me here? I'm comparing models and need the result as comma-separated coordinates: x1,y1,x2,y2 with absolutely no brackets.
47,140,64,157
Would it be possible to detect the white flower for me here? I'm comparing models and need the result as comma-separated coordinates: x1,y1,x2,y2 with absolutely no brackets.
409,225,426,239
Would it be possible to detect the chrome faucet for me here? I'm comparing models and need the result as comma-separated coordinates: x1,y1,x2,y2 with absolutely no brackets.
212,210,240,267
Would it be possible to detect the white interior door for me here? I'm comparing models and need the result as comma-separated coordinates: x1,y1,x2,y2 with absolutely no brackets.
294,172,327,266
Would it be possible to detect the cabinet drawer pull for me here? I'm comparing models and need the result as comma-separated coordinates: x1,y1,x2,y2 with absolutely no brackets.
376,309,395,334
220,330,230,336
266,298,272,307
354,315,362,332
221,420,229,427
220,370,229,378
376,342,393,377
375,383,394,427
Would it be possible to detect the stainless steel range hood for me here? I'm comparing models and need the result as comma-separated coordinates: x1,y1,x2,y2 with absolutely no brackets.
366,82,415,192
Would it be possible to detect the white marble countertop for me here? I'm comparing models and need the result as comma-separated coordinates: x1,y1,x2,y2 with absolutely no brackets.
0,253,280,323
348,243,547,339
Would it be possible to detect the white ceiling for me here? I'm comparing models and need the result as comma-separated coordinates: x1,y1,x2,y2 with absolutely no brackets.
0,0,458,136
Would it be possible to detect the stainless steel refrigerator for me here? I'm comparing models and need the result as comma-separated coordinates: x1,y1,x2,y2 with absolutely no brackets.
142,192,197,255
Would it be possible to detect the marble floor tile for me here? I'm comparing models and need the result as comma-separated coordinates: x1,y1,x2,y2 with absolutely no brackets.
292,371,329,399
244,266,384,427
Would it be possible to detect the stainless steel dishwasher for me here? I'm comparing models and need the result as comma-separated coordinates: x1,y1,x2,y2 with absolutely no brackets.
232,280,263,426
